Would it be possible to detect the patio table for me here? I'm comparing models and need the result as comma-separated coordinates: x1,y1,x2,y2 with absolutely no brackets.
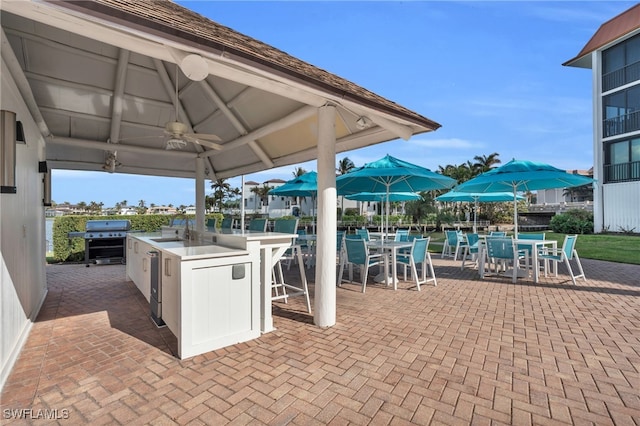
367,240,413,290
477,238,557,283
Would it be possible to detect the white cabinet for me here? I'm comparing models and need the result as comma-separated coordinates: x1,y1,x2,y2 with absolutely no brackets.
126,234,261,359
178,258,259,359
126,236,152,301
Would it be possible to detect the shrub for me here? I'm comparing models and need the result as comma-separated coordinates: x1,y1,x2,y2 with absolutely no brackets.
52,214,223,262
549,209,594,234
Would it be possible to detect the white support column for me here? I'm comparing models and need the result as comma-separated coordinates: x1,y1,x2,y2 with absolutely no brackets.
195,157,205,235
314,104,337,328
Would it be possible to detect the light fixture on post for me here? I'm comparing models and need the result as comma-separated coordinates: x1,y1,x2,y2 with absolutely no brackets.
166,137,187,150
1,110,17,194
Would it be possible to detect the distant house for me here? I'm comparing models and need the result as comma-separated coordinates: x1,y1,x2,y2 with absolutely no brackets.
564,4,640,233
119,207,138,215
535,168,594,205
147,206,177,215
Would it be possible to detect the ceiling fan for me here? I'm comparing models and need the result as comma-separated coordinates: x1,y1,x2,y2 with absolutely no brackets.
164,64,222,151
118,64,223,151
163,120,222,151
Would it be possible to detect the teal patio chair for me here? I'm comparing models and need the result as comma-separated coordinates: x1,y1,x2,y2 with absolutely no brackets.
538,235,586,285
336,230,346,265
482,237,527,284
461,233,480,270
517,233,545,272
248,218,268,232
206,218,217,231
394,229,410,242
396,237,437,290
338,238,388,293
356,228,370,241
441,230,467,260
221,217,233,229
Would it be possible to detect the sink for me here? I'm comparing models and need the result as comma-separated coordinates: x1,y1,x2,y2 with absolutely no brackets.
151,237,184,243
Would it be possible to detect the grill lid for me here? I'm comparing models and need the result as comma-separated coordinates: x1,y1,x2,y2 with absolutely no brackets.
85,220,131,232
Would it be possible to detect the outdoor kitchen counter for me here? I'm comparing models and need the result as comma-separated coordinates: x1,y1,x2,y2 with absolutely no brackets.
126,233,260,359
131,233,250,260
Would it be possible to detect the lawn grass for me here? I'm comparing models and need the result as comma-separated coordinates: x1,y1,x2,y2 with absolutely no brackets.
424,230,640,265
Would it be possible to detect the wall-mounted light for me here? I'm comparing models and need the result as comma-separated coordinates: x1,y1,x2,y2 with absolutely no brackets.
39,161,51,206
355,116,371,130
1,110,17,193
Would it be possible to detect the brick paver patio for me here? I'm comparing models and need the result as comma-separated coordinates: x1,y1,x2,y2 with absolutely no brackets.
1,256,639,425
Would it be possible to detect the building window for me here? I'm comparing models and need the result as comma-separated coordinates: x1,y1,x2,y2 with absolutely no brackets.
603,85,640,137
602,33,640,92
604,137,640,183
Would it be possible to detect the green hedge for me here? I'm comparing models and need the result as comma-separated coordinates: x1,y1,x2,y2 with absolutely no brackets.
52,214,223,262
549,210,594,234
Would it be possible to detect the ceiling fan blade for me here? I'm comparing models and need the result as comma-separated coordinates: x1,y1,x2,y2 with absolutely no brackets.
185,136,223,150
186,132,221,142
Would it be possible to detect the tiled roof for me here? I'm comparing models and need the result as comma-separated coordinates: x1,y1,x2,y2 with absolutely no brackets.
52,0,440,130
564,3,640,66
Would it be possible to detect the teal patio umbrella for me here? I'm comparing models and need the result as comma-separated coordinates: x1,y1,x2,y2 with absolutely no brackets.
454,159,594,237
337,155,456,237
269,171,317,232
435,191,525,233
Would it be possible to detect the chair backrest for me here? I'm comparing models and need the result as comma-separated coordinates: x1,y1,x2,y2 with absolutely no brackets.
486,237,515,260
346,233,362,240
206,218,217,230
345,238,368,265
336,231,346,251
221,217,233,229
490,231,506,237
273,218,299,234
466,233,480,247
248,218,267,232
408,234,423,242
411,238,429,263
356,228,370,241
445,230,459,244
562,235,578,260
518,233,545,240
395,229,410,242
516,233,545,253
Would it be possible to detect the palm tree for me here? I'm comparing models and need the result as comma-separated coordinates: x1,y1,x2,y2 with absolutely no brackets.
251,184,273,212
473,153,501,174
336,157,355,219
211,178,233,212
292,166,307,178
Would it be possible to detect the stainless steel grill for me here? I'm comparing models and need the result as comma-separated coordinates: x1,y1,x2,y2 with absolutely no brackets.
69,220,131,266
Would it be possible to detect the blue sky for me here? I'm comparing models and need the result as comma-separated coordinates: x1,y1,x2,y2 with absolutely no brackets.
52,1,636,207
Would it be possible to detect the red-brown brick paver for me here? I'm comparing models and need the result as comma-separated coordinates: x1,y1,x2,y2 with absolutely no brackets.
1,257,639,424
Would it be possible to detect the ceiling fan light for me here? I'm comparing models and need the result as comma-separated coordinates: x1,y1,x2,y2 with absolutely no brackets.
166,137,187,150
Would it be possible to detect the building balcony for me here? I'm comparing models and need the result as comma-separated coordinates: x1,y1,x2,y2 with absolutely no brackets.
604,160,640,183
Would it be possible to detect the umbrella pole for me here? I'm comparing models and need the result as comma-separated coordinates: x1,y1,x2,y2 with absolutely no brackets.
473,199,477,234
513,183,518,238
385,186,390,240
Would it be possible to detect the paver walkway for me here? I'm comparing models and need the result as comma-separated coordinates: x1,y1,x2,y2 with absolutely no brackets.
1,257,639,425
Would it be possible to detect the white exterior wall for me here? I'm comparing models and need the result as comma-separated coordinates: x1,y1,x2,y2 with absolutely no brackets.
602,182,640,232
1,57,48,390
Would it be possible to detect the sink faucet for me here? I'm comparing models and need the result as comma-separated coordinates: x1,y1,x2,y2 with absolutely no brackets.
183,218,190,240
170,213,191,240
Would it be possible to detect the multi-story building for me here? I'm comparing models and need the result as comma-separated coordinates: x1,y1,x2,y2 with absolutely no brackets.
564,4,640,233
